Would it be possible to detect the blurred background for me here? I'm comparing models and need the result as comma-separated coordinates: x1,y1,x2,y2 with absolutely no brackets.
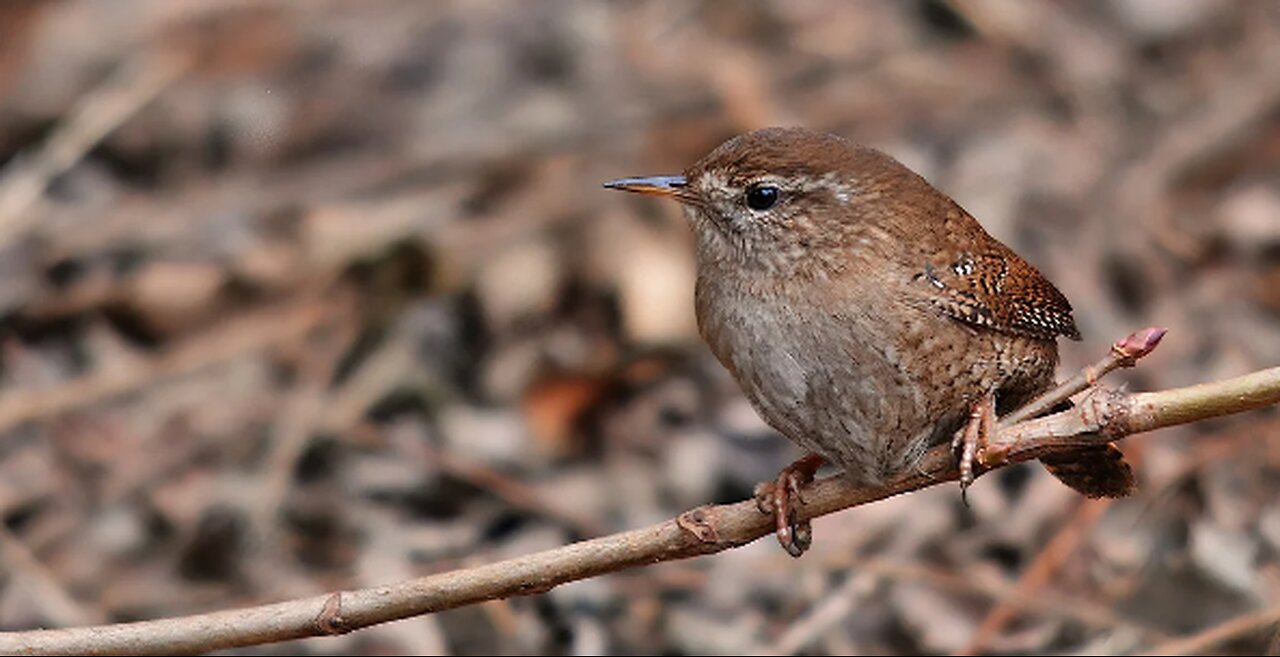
0,0,1279,654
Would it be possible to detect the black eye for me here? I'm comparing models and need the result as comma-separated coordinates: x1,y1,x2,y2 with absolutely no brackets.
744,184,780,211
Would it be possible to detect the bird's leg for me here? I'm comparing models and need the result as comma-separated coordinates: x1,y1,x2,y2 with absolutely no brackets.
754,453,826,558
954,393,997,499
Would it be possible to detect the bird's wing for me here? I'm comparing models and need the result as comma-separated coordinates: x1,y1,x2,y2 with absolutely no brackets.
914,233,1081,342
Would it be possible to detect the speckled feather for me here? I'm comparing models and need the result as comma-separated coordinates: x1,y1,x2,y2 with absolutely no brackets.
918,233,1083,342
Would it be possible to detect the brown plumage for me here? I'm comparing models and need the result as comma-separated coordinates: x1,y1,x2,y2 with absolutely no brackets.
606,127,1133,554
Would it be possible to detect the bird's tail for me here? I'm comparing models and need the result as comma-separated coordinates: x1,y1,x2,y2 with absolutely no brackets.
1039,443,1136,498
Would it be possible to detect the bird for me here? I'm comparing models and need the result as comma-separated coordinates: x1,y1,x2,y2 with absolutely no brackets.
604,127,1134,557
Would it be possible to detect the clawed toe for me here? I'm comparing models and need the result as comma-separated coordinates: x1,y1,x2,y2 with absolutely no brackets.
955,394,996,501
754,454,824,557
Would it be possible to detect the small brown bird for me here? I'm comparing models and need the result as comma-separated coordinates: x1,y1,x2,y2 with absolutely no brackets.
605,127,1133,556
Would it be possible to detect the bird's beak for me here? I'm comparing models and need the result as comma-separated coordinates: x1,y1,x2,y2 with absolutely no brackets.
603,175,694,203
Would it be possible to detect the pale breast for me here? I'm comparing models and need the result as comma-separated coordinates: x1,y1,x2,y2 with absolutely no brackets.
695,273,939,485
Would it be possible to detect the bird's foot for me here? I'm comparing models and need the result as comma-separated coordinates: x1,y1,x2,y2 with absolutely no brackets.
953,393,999,501
754,453,826,557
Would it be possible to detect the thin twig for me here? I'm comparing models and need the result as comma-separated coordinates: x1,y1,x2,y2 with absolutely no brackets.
1000,327,1166,427
1136,605,1280,657
756,571,873,656
762,552,1165,656
955,498,1111,656
0,296,343,436
252,315,357,537
407,438,608,538
852,557,1165,642
0,525,104,629
0,51,188,247
2,331,1279,655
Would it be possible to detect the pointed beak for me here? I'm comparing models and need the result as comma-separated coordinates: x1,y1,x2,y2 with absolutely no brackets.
602,175,693,203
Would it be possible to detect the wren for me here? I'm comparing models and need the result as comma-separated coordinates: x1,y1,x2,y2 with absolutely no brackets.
605,127,1133,556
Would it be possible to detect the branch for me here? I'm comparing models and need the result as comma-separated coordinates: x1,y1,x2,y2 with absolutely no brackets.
3,331,1280,656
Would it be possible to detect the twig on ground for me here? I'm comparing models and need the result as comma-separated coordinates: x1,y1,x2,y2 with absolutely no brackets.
955,499,1112,656
853,557,1165,643
1136,605,1280,657
252,316,358,536
756,571,874,656
0,525,104,629
0,51,188,247
0,295,344,437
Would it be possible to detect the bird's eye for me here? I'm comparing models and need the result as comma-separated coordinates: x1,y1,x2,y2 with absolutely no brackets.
744,184,780,211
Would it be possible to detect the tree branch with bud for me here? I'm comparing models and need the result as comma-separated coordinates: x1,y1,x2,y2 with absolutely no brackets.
4,328,1279,656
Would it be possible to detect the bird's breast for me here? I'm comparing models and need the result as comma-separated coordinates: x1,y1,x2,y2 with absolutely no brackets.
694,274,816,413
694,270,938,483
